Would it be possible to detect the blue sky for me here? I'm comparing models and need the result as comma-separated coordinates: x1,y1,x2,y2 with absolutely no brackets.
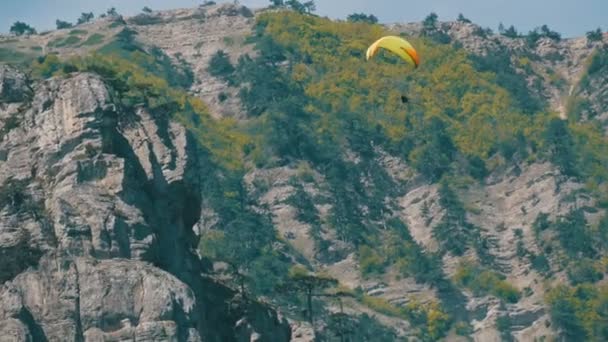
1,0,605,38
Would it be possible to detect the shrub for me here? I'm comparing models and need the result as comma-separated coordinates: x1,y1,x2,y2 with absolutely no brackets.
586,28,603,42
207,50,235,78
454,262,520,303
457,14,471,24
55,20,73,29
77,12,94,25
49,35,82,48
129,13,162,25
69,29,88,35
567,259,603,285
529,253,550,274
543,118,578,177
503,25,519,38
358,245,385,276
423,12,438,31
347,13,378,24
218,92,228,102
81,33,105,46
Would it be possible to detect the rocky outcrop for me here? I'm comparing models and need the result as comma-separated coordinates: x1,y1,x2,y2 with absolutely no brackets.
0,65,30,103
133,3,257,119
0,67,290,340
1,256,200,341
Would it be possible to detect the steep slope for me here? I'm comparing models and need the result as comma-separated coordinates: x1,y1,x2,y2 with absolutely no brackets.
129,4,256,119
2,3,608,342
0,64,289,341
391,20,608,121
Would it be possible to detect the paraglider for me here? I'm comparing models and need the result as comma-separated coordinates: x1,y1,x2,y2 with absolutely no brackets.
365,35,420,68
366,35,420,106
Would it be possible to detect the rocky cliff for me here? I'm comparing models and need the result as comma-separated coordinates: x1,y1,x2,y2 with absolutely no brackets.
0,64,290,341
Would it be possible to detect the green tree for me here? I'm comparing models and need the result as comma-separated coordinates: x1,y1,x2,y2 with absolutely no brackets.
423,12,438,31
302,1,316,13
200,208,275,298
286,182,322,239
433,180,479,256
55,19,73,29
567,259,603,285
503,25,519,38
9,21,36,36
347,13,379,24
106,7,118,16
279,266,338,331
598,213,608,250
498,23,505,33
526,29,542,47
77,12,94,25
547,286,587,341
285,0,314,13
421,12,451,44
269,0,285,6
543,118,578,177
207,50,235,78
467,155,488,180
323,289,356,342
586,28,603,42
540,24,561,41
457,13,471,24
555,209,595,258
409,117,455,182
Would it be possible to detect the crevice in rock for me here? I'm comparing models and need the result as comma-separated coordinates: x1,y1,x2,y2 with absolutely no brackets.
0,225,44,283
18,307,48,342
73,262,84,342
100,108,118,155
148,107,176,161
172,298,193,342
113,217,132,259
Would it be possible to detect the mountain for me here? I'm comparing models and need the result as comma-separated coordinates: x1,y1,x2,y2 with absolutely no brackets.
1,2,608,341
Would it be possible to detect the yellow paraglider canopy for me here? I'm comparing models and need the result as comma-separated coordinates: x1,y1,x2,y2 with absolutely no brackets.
366,36,420,68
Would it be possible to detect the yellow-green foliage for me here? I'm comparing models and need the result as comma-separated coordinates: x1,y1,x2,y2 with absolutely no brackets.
30,53,249,170
560,48,608,200
361,295,403,317
257,11,541,160
361,295,450,341
454,262,520,303
81,33,105,46
570,122,608,200
546,284,608,341
69,29,88,36
48,35,82,48
358,245,384,276
30,54,63,78
198,230,225,259
0,47,30,64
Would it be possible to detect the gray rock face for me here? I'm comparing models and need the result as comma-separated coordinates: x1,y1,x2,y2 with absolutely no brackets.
0,65,30,103
133,3,256,119
0,69,290,341
2,256,200,341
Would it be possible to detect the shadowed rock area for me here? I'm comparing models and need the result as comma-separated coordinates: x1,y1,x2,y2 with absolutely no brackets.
0,65,290,341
